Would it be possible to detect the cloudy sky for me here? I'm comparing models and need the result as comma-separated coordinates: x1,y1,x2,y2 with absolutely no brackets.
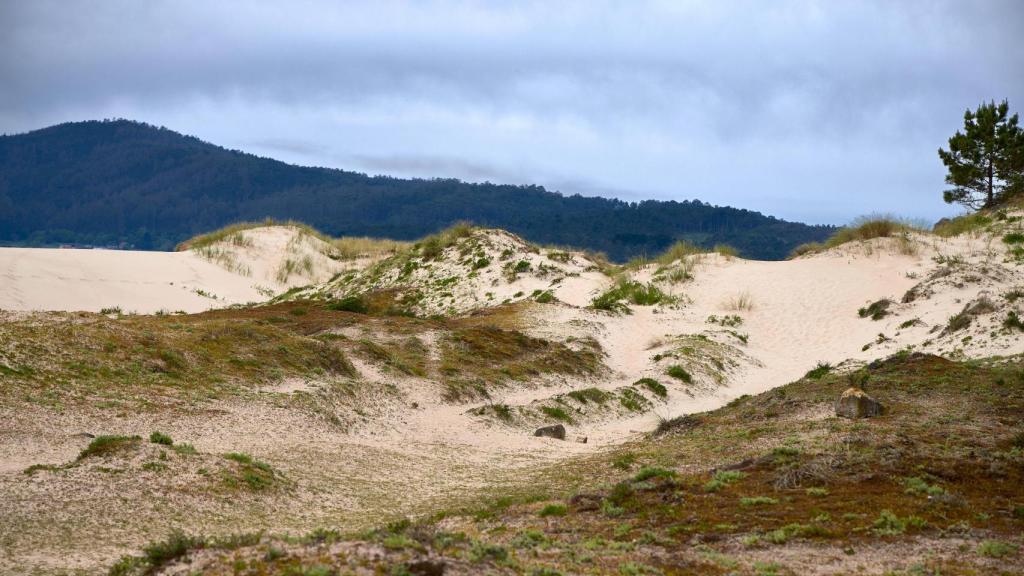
2,1,1022,224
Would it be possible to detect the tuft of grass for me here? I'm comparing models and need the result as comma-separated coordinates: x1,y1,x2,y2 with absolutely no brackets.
1004,311,1024,331
713,244,739,258
416,221,475,260
222,452,278,490
633,466,676,482
540,406,574,423
933,213,992,237
723,291,754,311
977,540,1018,558
538,504,568,517
149,431,173,446
326,295,369,313
654,241,706,266
1002,232,1024,245
704,470,745,493
567,387,611,404
591,278,674,312
665,365,692,383
634,378,667,398
77,435,141,460
739,496,778,506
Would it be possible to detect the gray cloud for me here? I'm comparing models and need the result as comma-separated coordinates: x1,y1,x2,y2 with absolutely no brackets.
2,0,1022,224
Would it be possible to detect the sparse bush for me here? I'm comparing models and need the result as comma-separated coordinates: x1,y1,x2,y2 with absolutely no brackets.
535,290,555,304
142,529,205,569
1003,232,1024,244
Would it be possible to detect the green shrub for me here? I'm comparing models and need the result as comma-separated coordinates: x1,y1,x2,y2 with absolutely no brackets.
77,435,141,460
591,279,674,312
535,290,555,303
538,503,567,517
858,299,892,320
566,387,610,404
540,406,573,423
633,466,676,482
978,540,1019,558
149,431,173,446
327,295,369,314
634,378,667,398
804,362,832,380
142,530,205,569
1003,232,1024,244
704,470,745,492
666,365,692,383
1004,311,1024,331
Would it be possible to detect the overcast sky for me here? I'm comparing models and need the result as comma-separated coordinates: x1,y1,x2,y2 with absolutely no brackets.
2,1,1022,224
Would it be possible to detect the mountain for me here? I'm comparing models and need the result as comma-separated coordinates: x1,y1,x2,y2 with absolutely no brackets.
0,119,833,259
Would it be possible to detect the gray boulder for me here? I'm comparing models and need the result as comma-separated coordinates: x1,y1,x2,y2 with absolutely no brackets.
534,424,566,440
835,387,884,419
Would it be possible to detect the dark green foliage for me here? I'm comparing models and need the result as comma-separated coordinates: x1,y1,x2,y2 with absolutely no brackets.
326,295,369,314
77,435,141,460
1004,232,1024,244
534,290,555,304
1005,311,1024,331
142,530,205,569
0,120,833,260
149,431,173,446
804,362,832,380
566,387,610,404
666,365,692,383
634,377,667,397
633,466,676,482
540,406,573,423
538,504,567,517
858,299,892,320
938,100,1024,209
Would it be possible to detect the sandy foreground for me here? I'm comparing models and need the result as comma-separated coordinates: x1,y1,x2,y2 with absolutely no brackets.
1,222,1023,573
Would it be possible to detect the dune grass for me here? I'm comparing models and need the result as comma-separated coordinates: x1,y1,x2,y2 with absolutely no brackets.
790,215,924,257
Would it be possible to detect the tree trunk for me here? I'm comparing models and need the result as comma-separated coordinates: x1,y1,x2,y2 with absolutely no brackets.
987,158,994,207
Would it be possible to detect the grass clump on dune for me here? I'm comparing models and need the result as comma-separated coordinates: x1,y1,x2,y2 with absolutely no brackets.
77,435,141,460
592,278,675,312
416,221,475,261
791,215,923,257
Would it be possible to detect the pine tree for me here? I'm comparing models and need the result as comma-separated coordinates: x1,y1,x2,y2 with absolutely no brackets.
938,100,1024,210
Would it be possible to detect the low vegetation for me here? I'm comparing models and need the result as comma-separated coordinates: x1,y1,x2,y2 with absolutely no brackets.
591,278,675,313
112,352,1024,574
791,215,923,257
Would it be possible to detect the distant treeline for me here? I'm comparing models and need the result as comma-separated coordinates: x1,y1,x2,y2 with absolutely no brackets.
0,119,834,260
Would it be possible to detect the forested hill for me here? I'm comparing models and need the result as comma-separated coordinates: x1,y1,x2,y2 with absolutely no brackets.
0,120,833,260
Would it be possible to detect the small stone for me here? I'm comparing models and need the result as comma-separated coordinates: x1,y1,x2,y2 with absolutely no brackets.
576,436,588,444
835,387,884,419
534,424,566,440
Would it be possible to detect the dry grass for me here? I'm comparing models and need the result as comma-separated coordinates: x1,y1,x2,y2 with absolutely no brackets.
723,290,755,311
790,215,926,257
331,236,411,260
